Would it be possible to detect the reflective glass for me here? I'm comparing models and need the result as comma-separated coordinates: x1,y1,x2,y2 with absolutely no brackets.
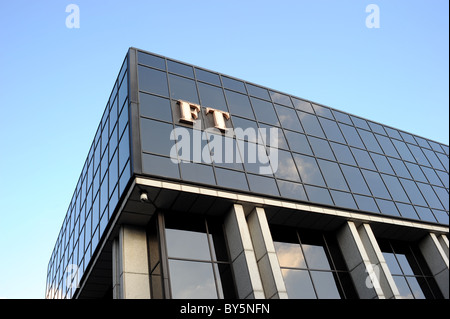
142,153,180,179
310,271,341,299
392,139,415,162
330,190,358,209
358,129,383,153
246,83,270,100
415,206,437,223
137,51,166,70
382,252,402,275
368,122,386,135
376,134,400,158
416,182,444,210
292,98,314,113
388,157,412,179
277,180,308,201
240,141,273,175
285,131,312,155
319,117,345,143
297,111,325,138
139,92,172,122
274,150,300,182
258,124,289,149
380,174,409,202
414,136,430,149
400,131,417,145
275,104,302,131
222,76,246,93
395,203,419,219
225,89,254,119
432,186,449,210
354,194,379,213
421,166,443,186
332,110,352,125
432,210,449,224
250,97,279,126
370,153,394,174
309,136,335,160
293,154,325,186
274,241,306,268
140,118,175,156
312,104,334,119
399,179,427,206
422,148,445,171
168,74,199,104
167,60,194,78
138,65,169,97
304,185,333,206
393,276,414,299
318,159,349,191
168,260,217,299
282,269,316,298
406,277,426,299
270,91,293,107
435,170,449,188
435,152,449,172
384,127,402,140
195,68,221,86
376,198,400,216
247,174,280,196
180,162,216,185
198,82,228,112
231,116,261,143
340,165,371,195
351,148,376,170
206,133,243,171
214,167,249,191
350,116,370,130
408,144,430,166
362,170,391,199
166,227,210,260
339,123,364,148
330,142,356,165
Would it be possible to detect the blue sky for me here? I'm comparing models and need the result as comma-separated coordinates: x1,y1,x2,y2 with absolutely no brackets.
0,1,448,298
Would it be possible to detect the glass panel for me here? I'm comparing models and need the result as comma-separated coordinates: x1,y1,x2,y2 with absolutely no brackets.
221,76,246,93
422,148,445,170
300,236,331,270
406,277,426,299
317,159,349,191
250,97,279,126
330,142,356,165
376,198,400,216
436,170,449,188
231,117,260,143
312,104,334,119
137,51,165,70
350,116,370,130
285,131,312,155
293,154,326,187
292,98,314,113
165,227,210,260
399,179,427,206
142,153,180,179
277,180,308,201
358,129,383,153
421,166,443,186
339,123,365,149
140,118,175,156
310,271,341,299
392,139,415,162
416,183,444,209
214,167,249,191
362,170,391,199
270,91,293,107
138,66,169,97
168,74,199,104
167,60,194,78
368,122,386,135
436,152,449,172
351,148,376,170
382,252,402,275
206,132,244,171
385,127,402,140
414,206,437,223
259,124,289,149
319,117,345,143
297,111,325,138
332,110,352,125
274,241,306,268
330,190,358,209
400,131,417,145
309,136,335,160
432,210,448,224
388,157,412,179
282,269,316,299
304,185,333,206
240,141,273,175
375,134,400,158
340,165,371,195
414,136,431,149
139,92,172,122
396,203,419,219
370,153,394,174
168,260,217,299
393,276,414,299
380,174,410,203
224,89,254,119
246,83,270,100
275,104,302,131
198,82,228,112
432,186,449,210
354,194,379,213
274,150,300,182
180,162,216,185
195,68,221,86
395,254,414,276
408,144,430,166
247,174,280,196
405,162,427,183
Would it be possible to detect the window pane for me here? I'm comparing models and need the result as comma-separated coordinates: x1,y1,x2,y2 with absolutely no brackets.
214,167,249,191
340,165,371,195
282,269,316,299
285,131,312,155
330,190,358,210
405,162,428,183
168,260,217,299
301,242,331,270
247,174,280,196
168,74,199,104
368,122,386,135
137,51,165,70
138,66,168,96
392,139,415,162
376,134,400,158
385,127,402,140
358,129,383,153
388,157,412,179
393,276,414,299
333,110,352,125
275,104,302,131
293,154,325,187
250,97,279,126
330,142,356,166
422,148,445,170
354,194,379,213
167,60,194,78
319,117,345,143
246,83,270,100
376,198,400,216
382,252,402,275
140,119,175,156
298,111,325,138
309,136,335,160
318,160,349,191
396,203,419,220
142,153,179,179
370,153,394,174
277,180,308,201
240,141,273,175
421,166,443,186
198,82,228,112
180,162,216,185
362,170,391,199
399,179,427,206
139,92,172,122
310,271,341,299
312,104,334,119
408,144,430,166
165,228,210,260
381,174,410,203
259,124,289,149
274,150,300,182
406,277,426,299
222,76,246,93
292,98,314,113
195,68,221,86
304,185,333,206
416,182,444,209
351,148,376,170
433,186,449,210
274,241,306,268
350,116,370,130
231,117,260,143
339,123,365,148
225,89,254,119
270,91,293,107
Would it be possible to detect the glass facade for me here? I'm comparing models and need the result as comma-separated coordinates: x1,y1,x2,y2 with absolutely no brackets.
136,49,449,225
46,55,131,299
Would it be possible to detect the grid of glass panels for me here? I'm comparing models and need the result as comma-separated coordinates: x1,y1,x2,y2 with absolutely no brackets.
271,225,357,299
46,55,131,299
378,239,443,299
136,49,449,226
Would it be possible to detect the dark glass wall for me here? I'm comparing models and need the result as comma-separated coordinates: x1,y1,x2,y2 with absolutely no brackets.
135,49,449,226
46,54,131,299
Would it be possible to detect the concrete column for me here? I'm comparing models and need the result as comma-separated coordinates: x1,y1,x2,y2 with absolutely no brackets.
337,221,400,299
419,233,449,299
112,225,151,299
247,207,288,299
224,204,265,299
